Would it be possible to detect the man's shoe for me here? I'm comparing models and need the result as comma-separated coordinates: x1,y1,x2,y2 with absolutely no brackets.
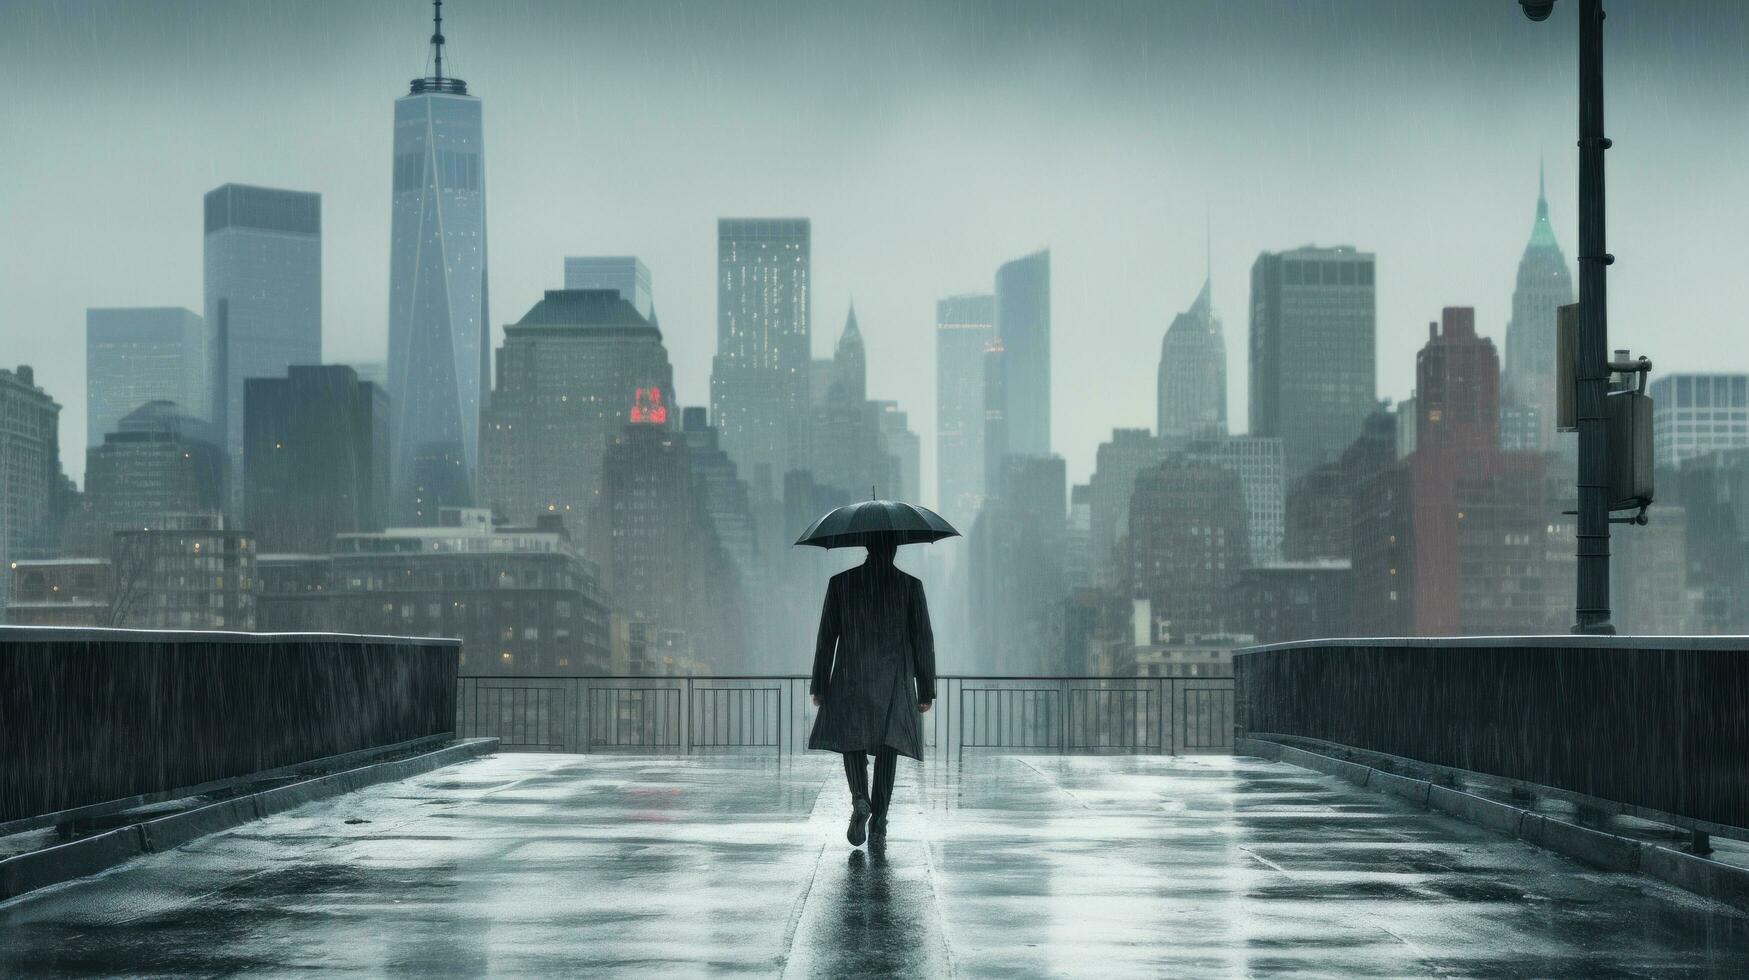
869,814,888,839
847,797,871,846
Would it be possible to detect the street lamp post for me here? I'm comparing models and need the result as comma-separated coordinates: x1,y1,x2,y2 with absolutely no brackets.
1521,0,1614,634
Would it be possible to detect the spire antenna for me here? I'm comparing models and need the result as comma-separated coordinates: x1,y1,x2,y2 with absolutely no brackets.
432,0,445,82
411,0,465,95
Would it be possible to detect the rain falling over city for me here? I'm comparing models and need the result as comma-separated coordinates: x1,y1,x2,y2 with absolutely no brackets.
1,0,1747,975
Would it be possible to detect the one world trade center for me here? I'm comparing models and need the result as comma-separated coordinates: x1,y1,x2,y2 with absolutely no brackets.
387,0,488,521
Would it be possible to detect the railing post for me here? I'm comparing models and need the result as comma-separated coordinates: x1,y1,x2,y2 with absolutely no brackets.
1171,677,1182,756
1060,677,1069,754
1156,676,1166,755
956,679,964,766
590,678,600,753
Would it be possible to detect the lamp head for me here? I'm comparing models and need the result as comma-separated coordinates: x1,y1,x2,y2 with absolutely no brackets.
1519,0,1557,21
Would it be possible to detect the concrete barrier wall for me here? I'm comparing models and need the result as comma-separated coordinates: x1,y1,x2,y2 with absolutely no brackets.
1235,636,1749,830
0,627,460,823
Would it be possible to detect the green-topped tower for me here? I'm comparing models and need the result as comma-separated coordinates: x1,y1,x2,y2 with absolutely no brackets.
1501,161,1576,452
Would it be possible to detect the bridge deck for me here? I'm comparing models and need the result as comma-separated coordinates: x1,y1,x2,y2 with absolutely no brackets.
3,753,1745,977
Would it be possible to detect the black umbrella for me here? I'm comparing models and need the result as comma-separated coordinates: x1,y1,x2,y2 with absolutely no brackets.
793,496,960,549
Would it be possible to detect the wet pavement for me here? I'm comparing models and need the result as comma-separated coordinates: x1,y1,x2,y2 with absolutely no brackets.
2,752,1746,978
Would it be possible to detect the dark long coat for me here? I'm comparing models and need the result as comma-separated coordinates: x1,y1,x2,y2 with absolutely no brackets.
807,560,938,761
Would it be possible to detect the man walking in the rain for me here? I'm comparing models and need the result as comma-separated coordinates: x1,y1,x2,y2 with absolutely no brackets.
806,537,939,846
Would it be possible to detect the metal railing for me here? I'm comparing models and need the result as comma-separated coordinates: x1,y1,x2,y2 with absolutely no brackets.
457,674,1234,757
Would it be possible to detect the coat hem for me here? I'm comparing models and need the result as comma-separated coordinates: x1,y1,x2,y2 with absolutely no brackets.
806,741,923,763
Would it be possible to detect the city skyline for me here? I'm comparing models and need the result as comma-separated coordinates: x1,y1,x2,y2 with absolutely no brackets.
4,1,1747,500
3,5,1747,966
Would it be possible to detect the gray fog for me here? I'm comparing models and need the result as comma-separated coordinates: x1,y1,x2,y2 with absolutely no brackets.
2,0,1743,492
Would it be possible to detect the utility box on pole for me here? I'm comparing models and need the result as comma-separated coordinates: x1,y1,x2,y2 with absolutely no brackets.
1558,302,1653,515
1606,366,1654,514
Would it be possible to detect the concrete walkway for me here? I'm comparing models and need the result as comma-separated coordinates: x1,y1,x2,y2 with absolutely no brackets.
2,753,1746,977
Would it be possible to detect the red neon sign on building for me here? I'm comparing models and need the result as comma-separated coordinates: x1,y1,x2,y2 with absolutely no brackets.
630,387,668,425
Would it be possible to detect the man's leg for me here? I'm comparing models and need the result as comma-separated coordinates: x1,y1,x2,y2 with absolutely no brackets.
842,750,872,846
842,750,870,801
869,748,898,833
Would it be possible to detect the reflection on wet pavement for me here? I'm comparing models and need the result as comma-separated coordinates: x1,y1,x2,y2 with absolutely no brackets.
2,753,1745,977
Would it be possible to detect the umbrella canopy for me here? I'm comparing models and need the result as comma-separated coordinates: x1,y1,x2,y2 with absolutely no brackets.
794,498,960,549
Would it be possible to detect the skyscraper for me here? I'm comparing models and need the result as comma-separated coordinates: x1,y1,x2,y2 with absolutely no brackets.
935,294,994,525
203,183,321,463
969,454,1067,673
1415,308,1499,458
981,339,1008,499
1501,165,1575,452
1249,245,1376,475
1365,309,1506,635
590,421,747,670
479,290,675,526
1157,278,1226,448
809,305,894,500
244,366,389,555
994,250,1051,457
85,308,207,447
387,3,488,519
1650,374,1749,467
0,366,61,606
833,303,867,404
564,256,652,320
711,218,811,487
875,403,920,504
680,405,761,617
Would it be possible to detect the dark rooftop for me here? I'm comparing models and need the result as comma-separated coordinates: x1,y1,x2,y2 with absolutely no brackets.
513,289,657,333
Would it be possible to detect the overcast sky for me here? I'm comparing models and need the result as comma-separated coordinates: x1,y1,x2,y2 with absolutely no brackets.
2,0,1745,495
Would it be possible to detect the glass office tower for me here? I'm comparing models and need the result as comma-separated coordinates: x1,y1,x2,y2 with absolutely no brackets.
387,24,488,519
710,218,811,489
1249,245,1377,476
564,256,653,320
85,307,207,447
203,184,322,469
935,294,994,526
994,250,1051,458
